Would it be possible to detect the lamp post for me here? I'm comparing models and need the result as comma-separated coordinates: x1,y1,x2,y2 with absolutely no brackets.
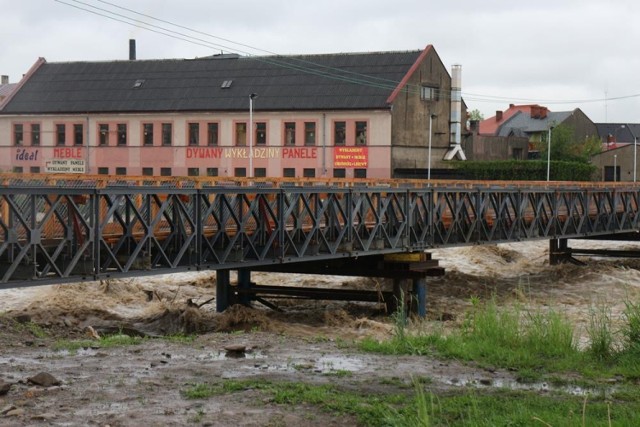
614,154,617,182
546,126,553,182
634,137,637,183
249,93,257,178
428,114,437,181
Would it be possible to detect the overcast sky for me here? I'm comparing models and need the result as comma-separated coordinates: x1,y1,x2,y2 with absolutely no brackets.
2,0,639,123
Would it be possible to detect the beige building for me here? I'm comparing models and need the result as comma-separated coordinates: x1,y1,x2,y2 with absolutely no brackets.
0,44,466,179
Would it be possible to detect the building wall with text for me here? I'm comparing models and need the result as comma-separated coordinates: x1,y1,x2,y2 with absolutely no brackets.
0,110,393,179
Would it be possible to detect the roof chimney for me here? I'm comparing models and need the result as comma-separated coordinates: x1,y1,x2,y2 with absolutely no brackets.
496,110,503,121
1,75,8,85
129,39,136,61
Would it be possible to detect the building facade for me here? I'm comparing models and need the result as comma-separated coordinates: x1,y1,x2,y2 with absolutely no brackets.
0,45,464,179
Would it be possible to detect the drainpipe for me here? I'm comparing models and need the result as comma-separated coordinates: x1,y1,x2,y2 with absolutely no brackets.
86,115,90,174
322,113,327,176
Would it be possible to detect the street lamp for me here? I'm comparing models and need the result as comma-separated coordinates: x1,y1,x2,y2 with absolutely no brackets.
249,93,257,178
634,136,637,183
428,114,437,181
546,126,554,182
614,154,617,182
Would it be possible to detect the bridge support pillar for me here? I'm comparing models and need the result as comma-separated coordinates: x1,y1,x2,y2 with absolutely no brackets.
237,269,252,305
216,270,231,312
550,238,584,265
413,278,427,318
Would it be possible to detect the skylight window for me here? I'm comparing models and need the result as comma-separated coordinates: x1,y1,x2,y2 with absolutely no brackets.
221,80,233,89
133,79,145,89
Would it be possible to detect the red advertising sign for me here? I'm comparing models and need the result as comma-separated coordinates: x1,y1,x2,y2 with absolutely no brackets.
334,146,368,168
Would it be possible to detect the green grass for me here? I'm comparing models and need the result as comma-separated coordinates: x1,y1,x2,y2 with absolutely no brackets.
0,314,49,339
54,333,144,352
53,332,197,353
181,378,640,426
360,297,640,381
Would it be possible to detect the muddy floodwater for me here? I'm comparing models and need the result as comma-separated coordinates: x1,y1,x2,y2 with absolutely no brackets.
1,240,639,425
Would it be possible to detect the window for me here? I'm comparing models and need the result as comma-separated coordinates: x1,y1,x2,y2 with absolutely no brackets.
284,122,296,146
355,121,367,146
98,167,109,175
354,168,367,179
303,168,316,178
31,124,40,146
283,168,295,178
74,124,84,146
142,167,153,176
162,123,172,146
254,167,266,178
99,124,109,145
206,167,218,177
30,166,40,174
333,168,346,178
256,122,266,146
188,168,199,176
420,85,438,101
13,166,23,173
304,122,316,146
117,124,127,146
56,124,66,145
207,123,218,146
116,167,127,176
334,121,345,146
13,124,23,145
160,167,172,177
234,167,246,177
235,123,247,146
188,123,199,146
143,123,154,146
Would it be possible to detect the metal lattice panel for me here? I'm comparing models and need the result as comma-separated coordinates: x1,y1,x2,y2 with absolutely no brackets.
1,183,639,288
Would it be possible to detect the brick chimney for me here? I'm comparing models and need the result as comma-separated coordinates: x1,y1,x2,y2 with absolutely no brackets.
496,110,503,121
1,75,8,85
129,39,136,61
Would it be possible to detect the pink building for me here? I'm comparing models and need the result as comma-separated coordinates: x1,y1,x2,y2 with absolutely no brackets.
0,44,463,179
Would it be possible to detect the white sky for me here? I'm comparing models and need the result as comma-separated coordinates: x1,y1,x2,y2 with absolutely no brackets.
1,0,639,123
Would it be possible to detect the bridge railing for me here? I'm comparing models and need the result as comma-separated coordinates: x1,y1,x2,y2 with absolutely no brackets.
0,182,639,288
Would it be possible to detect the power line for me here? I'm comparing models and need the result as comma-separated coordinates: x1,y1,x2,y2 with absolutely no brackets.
54,0,638,107
61,0,415,94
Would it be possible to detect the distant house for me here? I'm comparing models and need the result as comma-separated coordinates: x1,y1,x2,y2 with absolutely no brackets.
0,43,467,178
479,104,598,158
595,123,640,149
463,120,529,161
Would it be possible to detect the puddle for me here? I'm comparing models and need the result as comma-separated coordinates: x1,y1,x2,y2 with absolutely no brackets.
441,375,617,396
315,355,365,373
195,350,267,361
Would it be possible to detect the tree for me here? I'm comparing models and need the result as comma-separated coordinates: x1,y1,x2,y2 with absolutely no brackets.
535,124,601,163
468,109,484,121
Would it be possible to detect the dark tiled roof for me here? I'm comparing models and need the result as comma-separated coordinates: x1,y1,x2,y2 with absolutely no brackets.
497,111,573,137
1,51,423,114
595,123,638,143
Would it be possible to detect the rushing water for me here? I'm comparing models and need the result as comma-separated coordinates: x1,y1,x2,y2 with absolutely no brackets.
1,239,639,341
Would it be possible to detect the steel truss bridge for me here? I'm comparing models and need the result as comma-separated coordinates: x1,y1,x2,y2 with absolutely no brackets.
1,174,639,314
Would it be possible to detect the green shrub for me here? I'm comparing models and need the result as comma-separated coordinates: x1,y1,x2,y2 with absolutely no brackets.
452,160,596,181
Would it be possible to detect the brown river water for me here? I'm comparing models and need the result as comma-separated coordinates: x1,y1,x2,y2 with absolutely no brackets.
1,239,639,343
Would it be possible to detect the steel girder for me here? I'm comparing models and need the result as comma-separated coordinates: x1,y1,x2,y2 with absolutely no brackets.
0,185,638,288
